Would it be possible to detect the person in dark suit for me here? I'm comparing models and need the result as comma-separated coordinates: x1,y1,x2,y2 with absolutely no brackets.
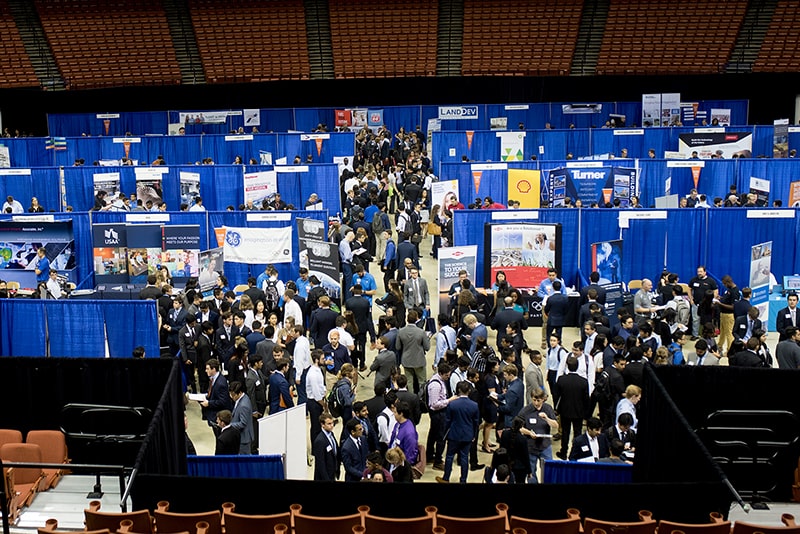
268,358,294,413
309,296,339,349
196,321,215,393
578,295,605,335
569,417,610,461
496,365,524,431
243,276,266,308
312,414,340,481
555,356,590,460
491,297,527,348
214,410,241,455
200,358,232,430
732,307,763,342
580,272,607,305
340,417,369,482
606,412,636,453
157,285,174,315
395,234,419,280
346,285,377,371
214,312,238,364
164,298,188,357
729,337,767,367
776,293,799,340
543,281,570,341
196,301,219,330
228,381,254,455
436,381,480,484
177,314,199,393
138,275,162,300
394,374,423,426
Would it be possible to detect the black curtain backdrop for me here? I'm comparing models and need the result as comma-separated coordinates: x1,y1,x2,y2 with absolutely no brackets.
0,358,183,473
651,365,800,502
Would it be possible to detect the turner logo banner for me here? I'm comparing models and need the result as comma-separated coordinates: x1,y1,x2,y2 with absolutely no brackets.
544,167,637,207
223,226,292,264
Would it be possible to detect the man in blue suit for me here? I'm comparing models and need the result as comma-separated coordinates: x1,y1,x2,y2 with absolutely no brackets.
543,280,570,341
463,313,488,355
200,358,232,434
496,365,524,431
340,417,369,482
228,381,254,454
569,417,610,462
268,358,294,414
436,381,480,484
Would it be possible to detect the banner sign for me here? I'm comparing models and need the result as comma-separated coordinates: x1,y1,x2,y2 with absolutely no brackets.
678,132,752,159
179,171,200,207
93,223,128,283
93,172,121,202
223,226,292,264
508,169,540,208
749,176,770,207
497,131,525,161
198,247,224,293
431,180,460,212
438,106,479,120
774,118,789,158
180,111,230,125
790,180,800,207
483,223,561,289
543,166,637,207
296,217,326,243
243,170,277,207
135,167,165,208
749,241,772,321
642,94,661,127
300,238,341,301
591,240,623,285
438,245,478,316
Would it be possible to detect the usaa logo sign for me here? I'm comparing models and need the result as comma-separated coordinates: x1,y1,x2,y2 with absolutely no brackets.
439,106,479,120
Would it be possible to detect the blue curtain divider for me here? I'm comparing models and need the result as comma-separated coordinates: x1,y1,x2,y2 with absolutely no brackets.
0,300,159,358
0,299,47,356
48,100,748,138
187,454,284,479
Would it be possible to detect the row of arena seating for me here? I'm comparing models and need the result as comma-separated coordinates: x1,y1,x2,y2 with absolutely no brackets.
37,501,800,534
1,0,799,88
0,429,69,524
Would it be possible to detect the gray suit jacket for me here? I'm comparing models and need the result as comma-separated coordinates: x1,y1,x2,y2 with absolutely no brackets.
403,276,430,309
396,324,430,368
230,394,254,446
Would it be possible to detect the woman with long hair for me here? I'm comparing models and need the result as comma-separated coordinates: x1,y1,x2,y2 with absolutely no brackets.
428,204,443,259
238,294,255,329
376,279,406,327
333,363,357,425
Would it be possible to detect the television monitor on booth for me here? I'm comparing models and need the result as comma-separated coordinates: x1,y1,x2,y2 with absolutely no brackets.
783,275,800,295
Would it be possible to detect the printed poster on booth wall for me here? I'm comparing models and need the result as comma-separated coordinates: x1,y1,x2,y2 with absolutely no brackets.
438,245,478,316
243,170,277,207
179,171,200,207
135,167,165,208
93,172,121,202
198,247,224,294
223,226,292,264
749,241,772,321
431,180,459,212
789,181,800,207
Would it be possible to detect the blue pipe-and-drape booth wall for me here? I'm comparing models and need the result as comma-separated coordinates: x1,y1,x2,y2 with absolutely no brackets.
0,299,159,358
92,211,214,253
207,210,328,286
64,163,342,213
46,100,749,138
0,168,62,212
453,207,800,293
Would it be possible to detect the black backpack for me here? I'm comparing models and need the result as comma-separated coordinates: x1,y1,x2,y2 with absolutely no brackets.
592,370,613,405
326,380,345,418
418,379,431,414
264,279,280,312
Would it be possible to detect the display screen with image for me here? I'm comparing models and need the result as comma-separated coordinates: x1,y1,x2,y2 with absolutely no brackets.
484,223,561,289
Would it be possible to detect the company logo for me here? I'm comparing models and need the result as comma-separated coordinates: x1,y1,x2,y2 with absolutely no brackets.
439,106,479,120
571,170,606,180
302,220,323,235
370,113,382,123
516,179,532,193
310,243,330,257
225,231,242,247
451,251,464,257
104,227,119,245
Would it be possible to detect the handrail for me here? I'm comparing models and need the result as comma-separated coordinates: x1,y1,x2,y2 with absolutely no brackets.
0,458,9,534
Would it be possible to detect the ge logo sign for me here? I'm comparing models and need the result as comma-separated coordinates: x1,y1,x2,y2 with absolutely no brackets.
226,231,242,247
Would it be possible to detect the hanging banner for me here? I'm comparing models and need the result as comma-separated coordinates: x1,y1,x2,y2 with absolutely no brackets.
497,131,525,161
749,177,770,206
243,170,277,207
180,111,230,125
431,180,460,212
93,172,121,202
661,93,681,127
223,226,292,264
179,171,200,207
296,217,326,244
483,223,561,289
544,166,637,207
710,109,731,126
678,132,752,159
335,109,352,127
438,245,478,316
300,238,341,302
125,224,162,283
749,241,772,321
243,109,261,128
789,180,800,207
472,171,483,195
162,225,201,279
774,118,789,158
135,168,165,208
508,169,540,208
691,166,702,189
368,109,384,127
490,117,508,130
591,240,623,285
93,223,128,283
438,106,479,120
198,247,224,293
0,146,9,168
642,94,661,127
466,131,474,150
351,109,368,128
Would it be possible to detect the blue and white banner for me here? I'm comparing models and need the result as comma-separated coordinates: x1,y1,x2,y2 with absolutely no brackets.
749,241,772,321
368,109,384,127
223,226,292,264
544,166,638,208
438,106,479,120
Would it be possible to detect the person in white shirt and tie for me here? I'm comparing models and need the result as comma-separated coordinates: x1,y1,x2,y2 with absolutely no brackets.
776,292,799,340
569,417,609,462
